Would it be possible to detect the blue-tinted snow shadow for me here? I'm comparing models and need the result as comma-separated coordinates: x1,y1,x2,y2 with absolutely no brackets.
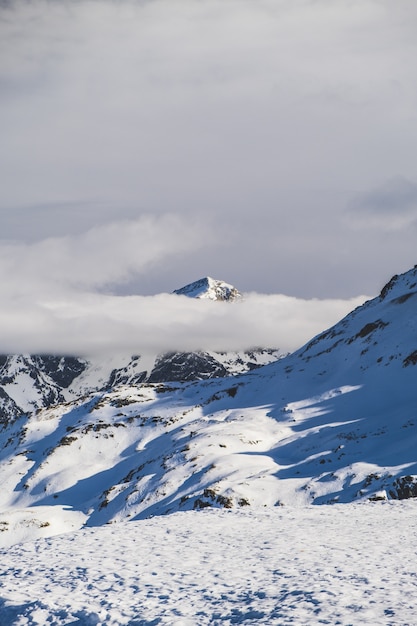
0,598,163,625
234,383,417,503
0,598,102,625
13,396,103,493
33,421,205,525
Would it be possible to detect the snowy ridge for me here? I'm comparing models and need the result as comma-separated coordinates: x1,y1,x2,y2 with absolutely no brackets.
1,266,417,549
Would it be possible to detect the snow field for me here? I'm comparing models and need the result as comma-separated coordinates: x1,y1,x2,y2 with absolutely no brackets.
1,503,416,625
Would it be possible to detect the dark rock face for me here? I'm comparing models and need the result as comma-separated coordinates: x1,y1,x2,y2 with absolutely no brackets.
0,355,66,423
353,320,389,340
148,352,228,383
33,356,87,388
379,274,399,300
107,365,147,389
403,350,417,367
389,476,417,500
0,388,23,426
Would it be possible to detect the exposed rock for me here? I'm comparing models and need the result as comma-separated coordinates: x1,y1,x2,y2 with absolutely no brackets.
148,352,228,382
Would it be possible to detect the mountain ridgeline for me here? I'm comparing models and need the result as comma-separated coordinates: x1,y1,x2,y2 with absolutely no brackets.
0,277,280,422
1,266,417,547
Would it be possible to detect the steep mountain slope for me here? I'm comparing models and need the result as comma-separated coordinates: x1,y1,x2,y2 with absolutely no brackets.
0,278,281,422
0,355,86,417
1,266,417,546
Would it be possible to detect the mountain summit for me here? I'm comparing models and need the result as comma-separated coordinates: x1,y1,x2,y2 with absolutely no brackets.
173,277,241,301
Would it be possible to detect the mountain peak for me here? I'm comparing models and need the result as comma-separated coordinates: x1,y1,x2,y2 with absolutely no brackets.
173,277,242,301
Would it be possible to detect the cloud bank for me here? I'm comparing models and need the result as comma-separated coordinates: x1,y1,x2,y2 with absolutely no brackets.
0,288,368,357
0,217,368,355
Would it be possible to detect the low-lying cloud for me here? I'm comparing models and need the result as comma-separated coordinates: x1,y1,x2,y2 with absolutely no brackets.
0,290,368,356
0,217,368,355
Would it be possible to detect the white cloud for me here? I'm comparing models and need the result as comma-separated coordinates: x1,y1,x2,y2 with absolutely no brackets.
0,210,369,356
0,287,368,356
0,214,205,295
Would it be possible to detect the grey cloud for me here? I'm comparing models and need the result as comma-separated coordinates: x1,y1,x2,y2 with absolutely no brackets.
0,214,207,294
346,177,417,231
1,0,417,301
349,177,417,215
0,201,143,243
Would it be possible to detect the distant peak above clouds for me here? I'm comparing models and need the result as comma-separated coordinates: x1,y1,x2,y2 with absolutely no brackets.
173,277,242,302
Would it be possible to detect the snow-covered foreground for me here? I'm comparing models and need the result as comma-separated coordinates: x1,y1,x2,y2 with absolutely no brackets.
1,504,416,625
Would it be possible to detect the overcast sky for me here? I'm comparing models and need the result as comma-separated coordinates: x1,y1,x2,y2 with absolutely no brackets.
1,0,416,355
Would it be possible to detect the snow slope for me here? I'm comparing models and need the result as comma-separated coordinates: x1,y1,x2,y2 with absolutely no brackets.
1,266,417,550
1,267,417,624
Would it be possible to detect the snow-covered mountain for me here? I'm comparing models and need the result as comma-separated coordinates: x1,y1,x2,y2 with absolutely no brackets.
0,278,281,422
1,266,417,548
173,276,242,301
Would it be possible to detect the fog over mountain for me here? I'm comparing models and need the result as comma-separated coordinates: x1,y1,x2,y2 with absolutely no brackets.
0,242,367,354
